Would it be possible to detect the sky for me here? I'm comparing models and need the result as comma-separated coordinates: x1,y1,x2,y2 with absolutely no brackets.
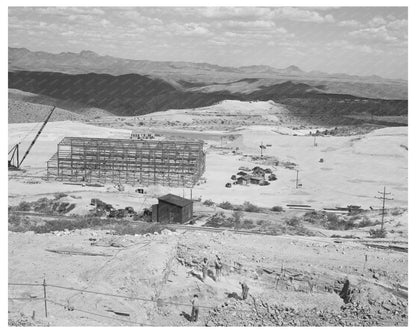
8,7,408,79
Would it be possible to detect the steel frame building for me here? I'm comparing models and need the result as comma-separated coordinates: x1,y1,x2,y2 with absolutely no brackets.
47,137,206,187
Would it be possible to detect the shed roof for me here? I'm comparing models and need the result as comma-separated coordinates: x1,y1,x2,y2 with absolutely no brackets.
158,194,193,207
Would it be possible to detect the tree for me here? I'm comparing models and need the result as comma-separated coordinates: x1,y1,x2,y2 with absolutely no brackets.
232,211,244,229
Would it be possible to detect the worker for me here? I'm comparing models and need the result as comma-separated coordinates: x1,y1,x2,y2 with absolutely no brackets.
239,281,249,300
201,258,208,281
214,255,223,281
339,277,351,303
191,294,199,322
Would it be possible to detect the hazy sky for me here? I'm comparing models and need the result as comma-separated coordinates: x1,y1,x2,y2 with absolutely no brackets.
9,7,408,79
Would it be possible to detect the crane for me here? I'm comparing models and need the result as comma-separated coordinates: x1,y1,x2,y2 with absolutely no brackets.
8,106,56,170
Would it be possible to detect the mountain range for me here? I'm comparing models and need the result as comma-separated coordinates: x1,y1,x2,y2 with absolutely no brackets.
9,47,407,100
8,47,408,126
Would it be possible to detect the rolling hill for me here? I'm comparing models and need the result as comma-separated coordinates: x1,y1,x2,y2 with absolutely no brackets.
9,70,408,126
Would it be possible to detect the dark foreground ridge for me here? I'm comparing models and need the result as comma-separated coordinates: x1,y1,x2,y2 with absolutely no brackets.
9,70,408,126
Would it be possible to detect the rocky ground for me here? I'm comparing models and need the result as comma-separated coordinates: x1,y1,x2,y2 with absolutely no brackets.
8,224,408,326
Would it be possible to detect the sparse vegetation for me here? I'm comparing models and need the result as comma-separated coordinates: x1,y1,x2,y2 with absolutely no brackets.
242,201,261,213
241,219,255,229
369,228,387,238
285,216,302,227
15,201,31,211
10,197,76,215
218,201,234,210
203,199,215,207
303,210,378,231
54,192,68,200
256,220,271,227
358,216,374,228
8,212,174,236
204,212,234,228
391,208,405,216
271,206,284,212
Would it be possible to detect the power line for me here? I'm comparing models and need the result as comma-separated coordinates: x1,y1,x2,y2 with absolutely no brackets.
8,297,45,301
46,283,220,310
9,282,43,287
8,281,255,313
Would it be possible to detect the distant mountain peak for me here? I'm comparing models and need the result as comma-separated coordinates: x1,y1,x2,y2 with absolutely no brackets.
80,50,99,57
283,65,303,73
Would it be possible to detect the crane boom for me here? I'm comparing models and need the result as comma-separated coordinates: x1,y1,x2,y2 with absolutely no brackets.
9,106,55,169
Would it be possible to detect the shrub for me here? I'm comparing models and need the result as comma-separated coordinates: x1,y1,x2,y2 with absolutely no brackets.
203,199,215,207
232,210,244,222
391,208,404,216
204,212,237,228
54,192,68,200
369,228,387,238
303,210,326,224
16,201,31,211
242,201,261,213
232,211,244,229
330,234,359,239
326,213,350,230
344,219,356,230
241,219,255,229
8,213,22,227
358,216,374,228
32,197,55,214
218,201,234,210
256,220,271,227
285,216,302,227
271,206,284,212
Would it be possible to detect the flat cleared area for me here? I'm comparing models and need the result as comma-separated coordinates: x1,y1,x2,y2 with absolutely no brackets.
9,102,408,209
8,100,408,326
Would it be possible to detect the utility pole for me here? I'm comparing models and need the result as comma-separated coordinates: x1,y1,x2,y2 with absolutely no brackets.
43,276,48,318
295,170,299,189
375,186,393,230
260,142,266,158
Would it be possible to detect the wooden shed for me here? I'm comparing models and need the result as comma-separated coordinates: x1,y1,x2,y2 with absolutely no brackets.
152,194,193,224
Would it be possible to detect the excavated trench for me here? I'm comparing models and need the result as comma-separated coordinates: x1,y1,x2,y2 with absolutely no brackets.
175,242,407,326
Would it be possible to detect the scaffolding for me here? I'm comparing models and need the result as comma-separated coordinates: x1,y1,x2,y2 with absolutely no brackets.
46,137,206,187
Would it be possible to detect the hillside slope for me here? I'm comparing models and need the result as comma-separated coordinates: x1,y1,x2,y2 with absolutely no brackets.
9,71,408,126
8,89,112,123
8,71,240,116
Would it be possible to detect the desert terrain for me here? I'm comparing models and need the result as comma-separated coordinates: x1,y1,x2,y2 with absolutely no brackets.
8,99,408,326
